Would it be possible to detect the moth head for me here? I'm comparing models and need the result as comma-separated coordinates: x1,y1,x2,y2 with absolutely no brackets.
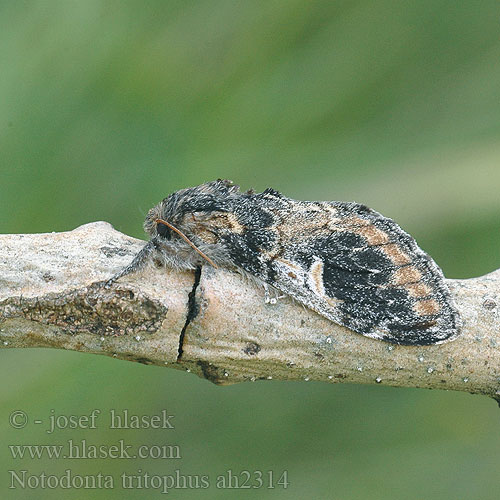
142,180,240,267
143,179,239,237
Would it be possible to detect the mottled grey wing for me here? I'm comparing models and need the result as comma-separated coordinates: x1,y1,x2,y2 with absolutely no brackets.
264,201,460,345
218,189,460,346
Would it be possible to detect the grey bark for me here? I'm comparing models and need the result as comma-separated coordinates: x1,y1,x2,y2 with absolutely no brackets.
1,222,499,403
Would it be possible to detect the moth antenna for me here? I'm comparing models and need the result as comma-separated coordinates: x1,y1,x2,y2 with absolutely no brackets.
155,218,218,269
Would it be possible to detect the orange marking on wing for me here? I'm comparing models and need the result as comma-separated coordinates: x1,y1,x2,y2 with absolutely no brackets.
405,282,432,298
310,259,324,292
224,212,245,234
342,215,371,227
382,243,412,266
413,299,441,316
393,266,422,285
199,211,245,234
357,225,390,245
309,259,342,308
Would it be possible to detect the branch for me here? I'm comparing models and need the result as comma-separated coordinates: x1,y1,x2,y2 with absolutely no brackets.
1,222,499,403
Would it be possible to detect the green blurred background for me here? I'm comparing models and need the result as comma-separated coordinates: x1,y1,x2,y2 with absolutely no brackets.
1,1,500,498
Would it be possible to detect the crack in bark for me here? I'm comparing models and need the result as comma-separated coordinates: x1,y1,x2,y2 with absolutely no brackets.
177,266,202,361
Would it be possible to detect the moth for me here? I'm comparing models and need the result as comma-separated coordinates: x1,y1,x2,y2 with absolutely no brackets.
108,179,460,346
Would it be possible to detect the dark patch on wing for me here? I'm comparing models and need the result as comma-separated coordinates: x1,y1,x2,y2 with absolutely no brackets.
221,232,266,276
220,200,279,279
182,196,229,215
234,205,275,228
292,232,393,288
242,227,276,252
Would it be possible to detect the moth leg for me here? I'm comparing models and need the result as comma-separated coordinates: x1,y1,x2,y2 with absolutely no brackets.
264,283,287,305
104,239,159,288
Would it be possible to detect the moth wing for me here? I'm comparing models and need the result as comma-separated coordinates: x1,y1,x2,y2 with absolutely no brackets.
267,202,460,345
